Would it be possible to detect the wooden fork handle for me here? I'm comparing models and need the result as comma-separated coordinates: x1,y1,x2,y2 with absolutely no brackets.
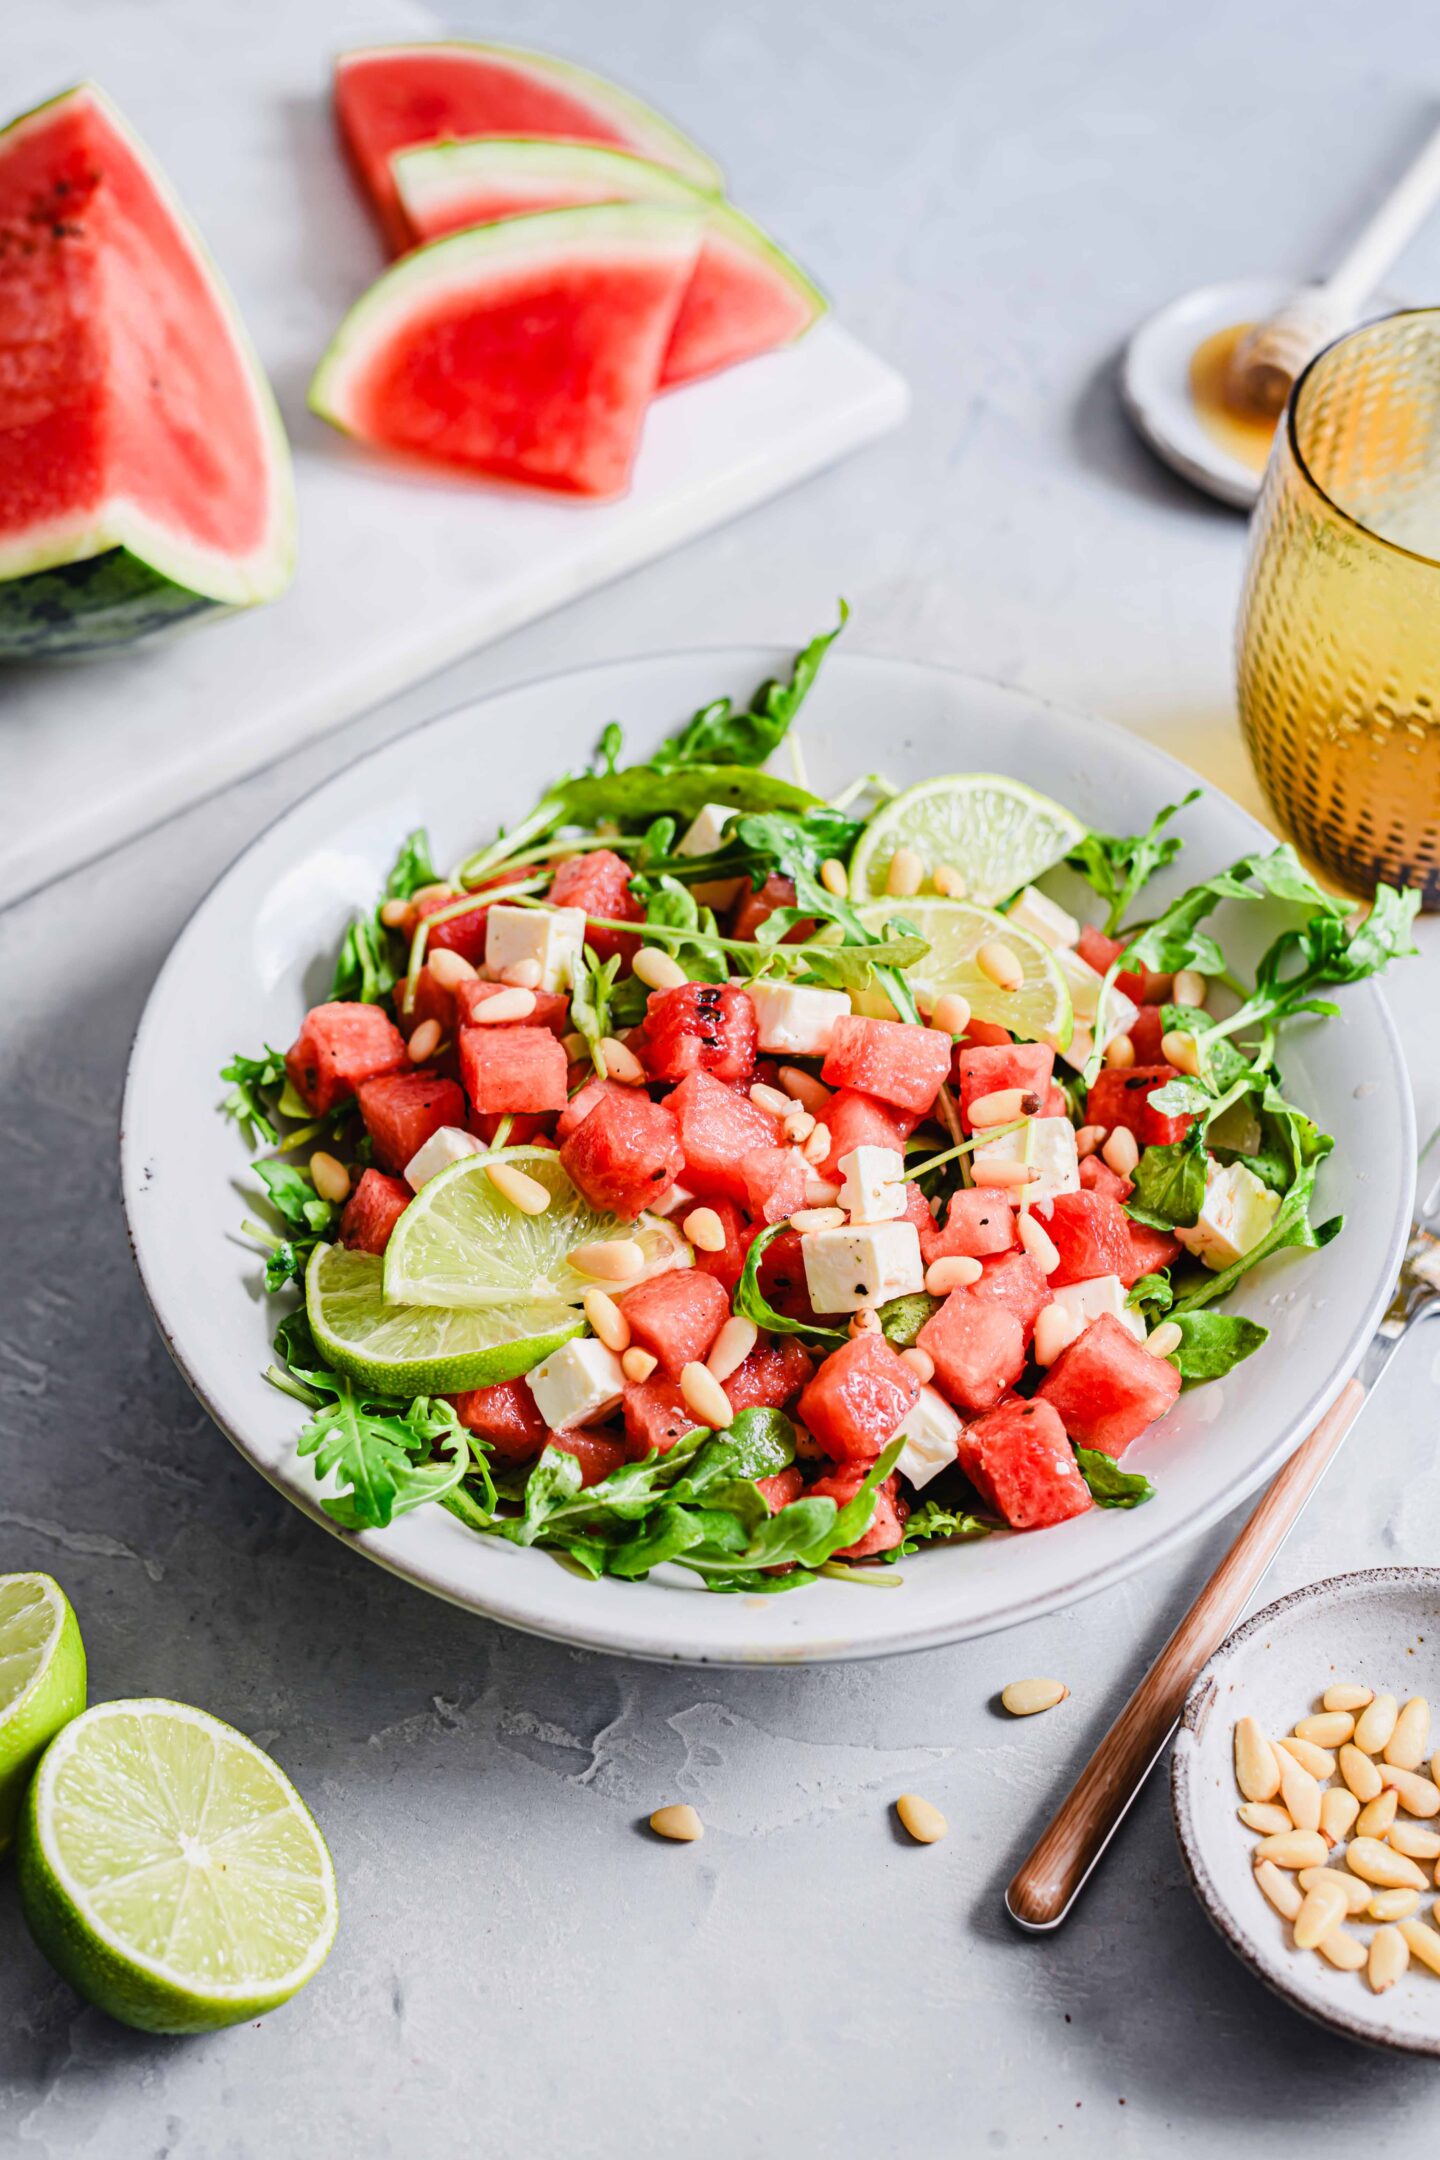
1005,1377,1365,1931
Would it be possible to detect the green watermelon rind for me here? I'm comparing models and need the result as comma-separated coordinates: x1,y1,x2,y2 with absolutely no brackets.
0,83,295,648
337,40,724,196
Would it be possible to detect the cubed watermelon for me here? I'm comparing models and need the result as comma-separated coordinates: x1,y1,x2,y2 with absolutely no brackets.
285,1001,408,1115
1128,1003,1167,1064
1076,924,1173,1007
814,1086,912,1178
559,1088,684,1219
740,1145,809,1224
449,1377,548,1462
644,983,758,1085
1087,1066,1193,1148
956,1399,1093,1530
417,888,490,965
690,1195,749,1292
1079,1155,1134,1204
738,1224,813,1321
1044,1190,1134,1286
549,1429,627,1486
756,1466,805,1514
395,965,459,1041
954,1017,1013,1056
917,1289,1026,1414
822,1015,952,1115
796,1335,920,1462
459,1025,569,1115
623,1379,700,1458
339,1168,411,1254
556,1076,632,1141
973,1250,1050,1343
549,847,643,966
919,1187,1018,1266
723,1336,814,1414
356,1072,466,1173
457,978,570,1038
1036,1311,1181,1456
731,873,812,943
956,1042,1055,1129
468,1110,553,1147
617,1267,729,1378
666,1071,780,1201
808,1465,909,1557
1118,1221,1182,1288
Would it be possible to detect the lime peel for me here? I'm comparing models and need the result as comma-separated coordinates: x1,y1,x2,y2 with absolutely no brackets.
849,772,1086,909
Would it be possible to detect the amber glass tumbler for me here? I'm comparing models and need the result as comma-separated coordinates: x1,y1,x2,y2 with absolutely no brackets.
1237,310,1440,906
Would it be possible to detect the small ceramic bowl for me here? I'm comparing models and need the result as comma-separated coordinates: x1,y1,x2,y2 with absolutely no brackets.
1173,1568,1440,2054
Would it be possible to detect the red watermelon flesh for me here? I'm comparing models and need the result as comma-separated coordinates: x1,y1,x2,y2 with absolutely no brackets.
1036,1312,1180,1458
1043,1190,1134,1286
308,204,704,499
957,1400,1093,1531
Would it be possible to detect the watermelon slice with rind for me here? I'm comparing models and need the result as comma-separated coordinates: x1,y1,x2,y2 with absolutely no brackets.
335,42,722,254
308,203,704,498
393,138,826,388
0,84,294,660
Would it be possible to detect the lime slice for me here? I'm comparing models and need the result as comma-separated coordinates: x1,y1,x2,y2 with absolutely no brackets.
0,1574,85,1856
856,896,1074,1049
307,1244,582,1394
17,1698,338,2034
849,774,1086,908
382,1146,691,1312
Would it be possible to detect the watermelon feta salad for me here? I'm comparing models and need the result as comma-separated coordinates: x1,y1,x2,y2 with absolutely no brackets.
222,616,1418,1593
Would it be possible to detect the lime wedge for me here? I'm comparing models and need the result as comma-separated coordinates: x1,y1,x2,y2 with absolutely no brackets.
382,1146,691,1312
307,1244,582,1394
849,774,1086,908
856,896,1074,1049
0,1574,85,1855
17,1698,338,2034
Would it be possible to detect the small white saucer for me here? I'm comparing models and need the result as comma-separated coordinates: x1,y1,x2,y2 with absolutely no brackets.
1121,276,1298,509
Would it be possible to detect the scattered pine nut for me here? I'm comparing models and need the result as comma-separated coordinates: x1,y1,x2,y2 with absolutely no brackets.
1340,1742,1384,1803
1017,1211,1061,1276
1384,1697,1431,1772
1278,1735,1337,1781
1234,1717,1282,1803
621,1347,658,1384
1103,1033,1136,1070
849,1308,882,1338
969,1086,1030,1128
599,1037,645,1085
1296,1711,1355,1749
1388,1821,1440,1862
900,1346,935,1384
1294,1878,1349,1950
1276,1748,1322,1833
802,1123,833,1167
778,1066,831,1113
408,1017,442,1063
1354,1691,1399,1756
932,863,967,899
1254,1859,1303,1920
1323,1684,1374,1714
1074,1123,1107,1158
750,1082,791,1116
895,1793,947,1844
583,1286,630,1354
1033,1301,1083,1367
472,987,536,1024
885,847,925,899
1297,1866,1371,1916
1368,1924,1410,1993
683,1207,727,1253
792,1206,847,1233
926,1256,984,1295
1379,1765,1440,1818
569,1238,646,1282
379,896,412,930
969,1156,1037,1190
1316,1926,1367,1972
1238,1802,1293,1835
1354,1789,1399,1840
929,992,972,1036
485,1161,552,1216
1001,1677,1068,1718
649,1804,703,1843
1102,1125,1140,1177
1398,1918,1440,1976
1321,1788,1360,1846
428,948,478,989
633,947,688,992
1160,1030,1201,1077
976,939,1024,993
819,857,850,899
1345,1837,1428,1891
1253,1830,1328,1869
500,959,544,990
1145,1320,1183,1361
680,1361,735,1430
1368,1888,1422,1922
784,1108,817,1144
309,1150,350,1205
707,1316,757,1385
412,883,455,908
1173,968,1208,1009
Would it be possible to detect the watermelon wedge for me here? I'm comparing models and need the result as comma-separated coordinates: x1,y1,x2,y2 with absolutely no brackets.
0,84,294,660
307,204,703,498
335,42,722,254
393,139,827,388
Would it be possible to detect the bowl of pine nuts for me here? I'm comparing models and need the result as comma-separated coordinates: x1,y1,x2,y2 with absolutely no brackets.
1172,1568,1440,2054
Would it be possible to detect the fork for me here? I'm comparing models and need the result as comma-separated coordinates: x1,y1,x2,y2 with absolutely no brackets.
1005,1149,1440,1932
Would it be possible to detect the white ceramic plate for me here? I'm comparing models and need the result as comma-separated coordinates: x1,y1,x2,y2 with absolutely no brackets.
121,650,1416,1665
1173,1568,1440,2054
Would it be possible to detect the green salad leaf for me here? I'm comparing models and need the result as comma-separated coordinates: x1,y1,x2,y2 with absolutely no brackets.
878,1292,943,1348
734,1224,848,1345
1066,790,1199,934
221,1047,287,1148
1127,1132,1207,1230
330,827,439,1005
249,1162,338,1291
885,1498,993,1558
1074,1449,1155,1509
1168,1310,1269,1382
651,605,847,771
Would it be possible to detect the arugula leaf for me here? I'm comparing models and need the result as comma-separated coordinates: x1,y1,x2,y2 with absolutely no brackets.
1168,1310,1269,1383
249,1162,338,1289
886,1498,992,1558
878,1292,943,1347
1171,1127,1338,1315
1127,1132,1207,1230
550,763,819,831
734,1223,847,1345
1124,1270,1174,1317
653,607,847,771
329,827,439,1005
631,874,728,983
221,1047,287,1147
569,946,639,1072
1066,791,1199,934
1075,1449,1155,1509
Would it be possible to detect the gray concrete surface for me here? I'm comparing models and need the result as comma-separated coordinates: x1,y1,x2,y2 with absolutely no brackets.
5,0,1440,2151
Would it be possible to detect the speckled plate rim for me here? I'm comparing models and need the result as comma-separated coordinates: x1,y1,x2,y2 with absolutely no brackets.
1171,1567,1440,2056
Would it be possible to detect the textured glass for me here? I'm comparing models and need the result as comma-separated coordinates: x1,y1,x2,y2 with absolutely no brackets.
1237,310,1440,906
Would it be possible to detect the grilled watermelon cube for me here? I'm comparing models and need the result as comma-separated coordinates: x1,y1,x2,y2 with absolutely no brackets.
623,1378,700,1458
449,1378,548,1462
285,1000,408,1115
1036,1311,1180,1456
756,1466,805,1514
973,1250,1050,1343
690,1195,749,1292
339,1168,412,1254
459,1025,568,1114
549,847,643,966
738,1224,812,1321
644,983,758,1085
550,1430,628,1486
814,1087,913,1178
956,1042,1055,1129
957,1399,1093,1529
666,1071,781,1201
822,1015,952,1115
740,1145,809,1224
730,872,812,943
1076,924,1173,1007
417,888,490,964
1044,1190,1134,1285
797,1335,920,1462
559,1088,684,1219
808,1465,909,1557
1086,1066,1193,1147
1079,1155,1134,1204
617,1268,729,1378
356,1072,466,1173
457,978,570,1038
919,1187,1018,1266
723,1336,814,1414
917,1289,1026,1414
1119,1221,1182,1288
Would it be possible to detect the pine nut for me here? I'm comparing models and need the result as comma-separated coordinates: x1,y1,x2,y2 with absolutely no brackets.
1253,1830,1327,1869
1298,1866,1371,1916
750,1082,791,1115
1145,1320,1183,1361
1034,1301,1083,1367
793,1206,847,1233
428,948,478,989
683,1207,727,1253
1001,1677,1068,1717
379,896,412,929
413,883,455,908
1066,1029,1097,1070
885,847,925,898
707,1316,757,1384
1102,1125,1140,1177
1239,1802,1293,1835
778,1066,831,1113
1355,1789,1399,1840
926,1256,984,1295
783,1108,817,1144
583,1286,630,1354
1294,1877,1349,1950
1278,1735,1337,1781
649,1804,703,1842
1384,1696,1431,1771
485,1161,552,1216
621,1347,657,1383
472,987,536,1024
1388,1822,1440,1861
900,1346,935,1384
1340,1742,1384,1802
599,1037,645,1085
1368,1924,1410,1992
1368,1888,1421,1922
1398,1918,1440,1975
895,1793,947,1844
633,946,688,991
408,1017,442,1063
1296,1711,1355,1748
1433,1750,1440,1790
1160,1029,1201,1077
569,1238,646,1282
1173,968,1208,1009
802,1123,832,1166
929,992,972,1036
1354,1691,1399,1755
969,1086,1029,1128
849,1307,882,1337
819,857,850,899
1379,1765,1440,1818
1235,1717,1282,1802
1017,1212,1060,1275
562,1031,588,1061
1316,1926,1367,1972
970,1156,1037,1190
1277,1748,1322,1833
807,1176,842,1206
1323,1684,1374,1713
976,939,1024,993
1254,1859,1303,1920
1074,1124,1107,1158
500,959,543,990
1321,1788,1360,1846
309,1150,350,1205
1345,1837,1429,1890
1103,1033,1136,1072
932,863,967,899
681,1360,735,1430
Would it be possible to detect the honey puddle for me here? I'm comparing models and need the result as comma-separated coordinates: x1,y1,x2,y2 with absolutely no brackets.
1189,322,1280,475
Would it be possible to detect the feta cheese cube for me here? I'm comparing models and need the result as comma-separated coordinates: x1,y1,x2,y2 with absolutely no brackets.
404,1123,485,1192
484,903,586,993
1048,1273,1145,1343
837,1145,907,1225
1176,1161,1281,1272
748,980,852,1057
894,1385,965,1491
648,1179,697,1220
800,1221,924,1313
525,1338,625,1431
1006,885,1080,952
972,1114,1079,1208
675,802,739,858
1057,981,1140,1073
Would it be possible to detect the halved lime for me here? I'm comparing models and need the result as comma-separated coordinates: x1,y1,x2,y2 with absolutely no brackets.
0,1574,86,1855
18,1698,338,2034
307,1245,582,1394
856,896,1074,1049
382,1146,691,1312
849,774,1086,908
